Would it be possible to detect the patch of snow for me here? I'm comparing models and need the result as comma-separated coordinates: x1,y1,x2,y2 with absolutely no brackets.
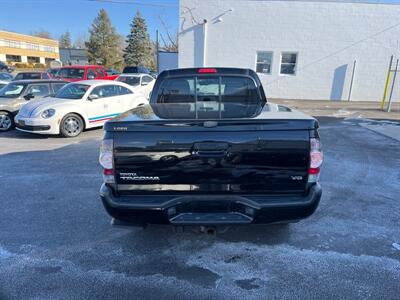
164,240,400,291
332,109,357,117
0,246,13,259
392,243,400,251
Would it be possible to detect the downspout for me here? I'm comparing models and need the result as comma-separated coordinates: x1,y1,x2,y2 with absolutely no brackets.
203,19,208,67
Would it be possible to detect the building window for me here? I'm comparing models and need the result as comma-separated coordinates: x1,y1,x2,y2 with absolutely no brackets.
256,51,273,74
28,56,40,64
280,52,298,75
6,55,21,63
45,58,55,66
4,39,21,48
26,43,40,51
42,46,55,53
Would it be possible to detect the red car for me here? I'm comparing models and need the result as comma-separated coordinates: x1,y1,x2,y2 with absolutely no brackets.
55,65,118,82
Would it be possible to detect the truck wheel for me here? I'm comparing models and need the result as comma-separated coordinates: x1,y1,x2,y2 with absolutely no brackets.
0,111,14,132
60,113,84,138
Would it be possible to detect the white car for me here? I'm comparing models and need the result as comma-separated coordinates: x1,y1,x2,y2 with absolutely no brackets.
15,80,148,137
115,73,155,99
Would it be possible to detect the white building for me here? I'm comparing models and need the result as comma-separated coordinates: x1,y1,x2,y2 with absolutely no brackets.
178,0,400,101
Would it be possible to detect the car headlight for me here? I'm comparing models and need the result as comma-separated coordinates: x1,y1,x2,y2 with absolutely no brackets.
41,109,56,119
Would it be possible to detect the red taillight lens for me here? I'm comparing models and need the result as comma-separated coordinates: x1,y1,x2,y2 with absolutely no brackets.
198,68,217,74
103,169,114,176
308,138,323,183
99,139,115,183
308,167,320,175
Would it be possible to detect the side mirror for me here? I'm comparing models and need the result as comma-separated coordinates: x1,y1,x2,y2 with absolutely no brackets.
24,93,34,100
88,94,99,101
141,81,148,86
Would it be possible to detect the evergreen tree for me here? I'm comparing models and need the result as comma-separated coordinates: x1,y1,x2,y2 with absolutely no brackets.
124,11,152,67
85,9,121,68
59,31,72,48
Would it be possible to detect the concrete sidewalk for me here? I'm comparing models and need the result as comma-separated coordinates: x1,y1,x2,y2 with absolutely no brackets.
273,99,400,121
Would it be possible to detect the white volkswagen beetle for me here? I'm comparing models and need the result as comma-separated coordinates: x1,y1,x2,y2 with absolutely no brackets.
15,80,148,137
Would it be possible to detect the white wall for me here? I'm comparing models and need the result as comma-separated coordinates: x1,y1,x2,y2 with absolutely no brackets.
179,0,400,101
158,51,179,73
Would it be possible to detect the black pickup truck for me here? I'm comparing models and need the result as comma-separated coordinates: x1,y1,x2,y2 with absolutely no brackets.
99,68,323,226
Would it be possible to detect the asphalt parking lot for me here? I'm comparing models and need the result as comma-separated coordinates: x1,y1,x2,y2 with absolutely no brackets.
0,116,399,300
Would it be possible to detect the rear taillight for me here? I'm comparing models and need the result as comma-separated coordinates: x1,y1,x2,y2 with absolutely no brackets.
99,139,115,184
308,138,323,183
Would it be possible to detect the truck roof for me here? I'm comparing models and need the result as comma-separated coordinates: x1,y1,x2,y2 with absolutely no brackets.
159,67,259,77
60,65,104,69
11,79,68,84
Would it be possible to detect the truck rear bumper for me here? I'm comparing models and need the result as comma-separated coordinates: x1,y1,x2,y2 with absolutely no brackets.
100,183,322,226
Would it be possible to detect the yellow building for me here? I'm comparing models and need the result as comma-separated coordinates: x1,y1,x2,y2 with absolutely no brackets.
0,30,59,65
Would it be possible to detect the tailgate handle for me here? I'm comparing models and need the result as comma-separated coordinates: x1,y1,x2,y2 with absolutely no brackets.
193,142,229,157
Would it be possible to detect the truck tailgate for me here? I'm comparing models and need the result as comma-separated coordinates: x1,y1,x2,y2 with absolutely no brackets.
113,127,310,195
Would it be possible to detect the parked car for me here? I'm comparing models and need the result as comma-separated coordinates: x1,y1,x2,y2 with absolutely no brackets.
55,65,119,82
149,71,158,79
106,69,120,76
15,80,148,137
13,72,51,81
48,67,60,78
0,80,8,90
0,72,14,81
122,66,150,75
0,61,14,73
99,67,323,227
115,73,155,99
0,79,68,131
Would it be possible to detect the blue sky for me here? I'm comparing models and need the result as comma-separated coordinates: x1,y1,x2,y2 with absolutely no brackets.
0,0,179,42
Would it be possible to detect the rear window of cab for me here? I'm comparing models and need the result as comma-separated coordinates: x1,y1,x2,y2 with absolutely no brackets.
57,68,85,79
156,76,261,104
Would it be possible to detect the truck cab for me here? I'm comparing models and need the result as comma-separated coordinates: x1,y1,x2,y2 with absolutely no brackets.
56,65,118,82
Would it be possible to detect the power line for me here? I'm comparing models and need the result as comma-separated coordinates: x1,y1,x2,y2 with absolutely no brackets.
87,0,178,8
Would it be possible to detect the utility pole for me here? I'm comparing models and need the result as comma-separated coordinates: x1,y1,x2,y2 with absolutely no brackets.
156,30,159,74
387,58,398,113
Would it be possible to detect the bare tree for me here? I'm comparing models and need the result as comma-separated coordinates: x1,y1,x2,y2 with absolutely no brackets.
32,30,53,39
74,33,88,49
59,31,72,48
158,15,178,52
